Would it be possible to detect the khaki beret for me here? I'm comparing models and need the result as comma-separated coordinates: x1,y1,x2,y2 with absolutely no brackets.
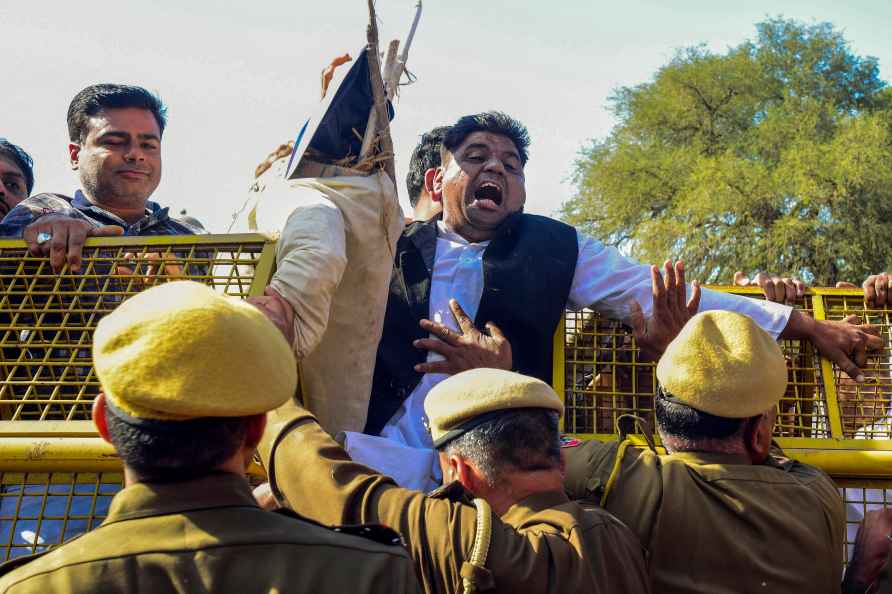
93,281,297,421
424,368,563,448
656,310,787,418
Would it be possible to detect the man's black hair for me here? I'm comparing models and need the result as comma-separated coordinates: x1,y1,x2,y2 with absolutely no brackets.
442,111,530,166
67,84,168,143
105,407,248,482
406,126,449,206
0,139,34,194
441,408,560,485
654,393,749,441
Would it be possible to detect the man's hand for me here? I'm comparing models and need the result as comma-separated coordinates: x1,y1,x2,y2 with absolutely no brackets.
843,509,892,594
862,273,892,308
414,299,512,375
783,311,883,382
24,216,124,273
630,260,701,361
115,251,185,287
247,286,296,346
734,271,807,304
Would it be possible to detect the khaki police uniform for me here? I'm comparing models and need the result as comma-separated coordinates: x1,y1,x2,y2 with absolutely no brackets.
0,473,421,594
563,311,846,594
0,281,422,594
564,440,844,594
262,369,651,594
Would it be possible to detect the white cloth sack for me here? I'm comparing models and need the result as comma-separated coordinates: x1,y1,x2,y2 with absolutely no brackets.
243,161,404,435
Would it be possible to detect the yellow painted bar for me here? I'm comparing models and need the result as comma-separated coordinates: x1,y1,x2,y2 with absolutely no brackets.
0,437,119,471
0,233,274,249
0,438,267,477
248,240,279,297
789,449,892,478
811,294,845,439
0,421,97,437
553,314,566,433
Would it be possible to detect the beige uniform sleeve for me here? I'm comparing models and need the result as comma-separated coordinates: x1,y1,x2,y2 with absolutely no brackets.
260,410,650,594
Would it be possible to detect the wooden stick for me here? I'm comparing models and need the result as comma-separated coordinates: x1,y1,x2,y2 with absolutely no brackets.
359,0,396,184
361,38,398,157
383,39,401,100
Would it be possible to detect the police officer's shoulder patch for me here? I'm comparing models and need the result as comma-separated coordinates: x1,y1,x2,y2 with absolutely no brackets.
560,435,581,448
272,507,405,547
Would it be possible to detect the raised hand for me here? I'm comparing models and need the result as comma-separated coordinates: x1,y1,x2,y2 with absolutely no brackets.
630,260,701,361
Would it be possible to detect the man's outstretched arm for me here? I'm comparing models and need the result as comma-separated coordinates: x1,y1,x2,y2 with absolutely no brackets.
571,231,883,380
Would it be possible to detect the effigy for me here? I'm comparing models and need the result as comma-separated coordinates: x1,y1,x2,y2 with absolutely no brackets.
233,1,422,435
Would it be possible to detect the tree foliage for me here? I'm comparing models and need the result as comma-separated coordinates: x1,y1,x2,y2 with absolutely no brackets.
563,18,892,284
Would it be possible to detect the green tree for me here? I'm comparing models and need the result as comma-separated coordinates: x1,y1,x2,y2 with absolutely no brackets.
563,18,892,285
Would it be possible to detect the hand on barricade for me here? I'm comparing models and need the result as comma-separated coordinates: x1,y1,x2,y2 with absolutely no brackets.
24,216,124,273
784,311,883,382
414,299,512,375
734,271,806,304
843,509,892,594
247,287,296,347
115,251,185,286
630,260,701,361
861,273,892,308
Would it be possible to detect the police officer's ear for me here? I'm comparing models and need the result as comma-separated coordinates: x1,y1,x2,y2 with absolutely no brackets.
243,414,268,451
92,393,112,445
744,409,776,464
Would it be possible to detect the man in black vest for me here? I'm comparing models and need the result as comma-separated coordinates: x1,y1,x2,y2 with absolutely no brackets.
338,111,881,492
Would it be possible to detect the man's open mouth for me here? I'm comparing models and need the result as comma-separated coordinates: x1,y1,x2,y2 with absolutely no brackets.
472,182,503,210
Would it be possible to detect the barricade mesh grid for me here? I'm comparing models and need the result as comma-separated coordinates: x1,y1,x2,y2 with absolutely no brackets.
0,472,123,561
562,294,830,438
822,295,892,439
0,237,272,421
839,482,892,565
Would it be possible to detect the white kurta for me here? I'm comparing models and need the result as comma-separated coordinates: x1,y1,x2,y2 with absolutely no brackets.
344,222,794,492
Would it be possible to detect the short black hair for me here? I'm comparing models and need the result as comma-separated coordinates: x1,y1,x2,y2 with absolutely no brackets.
406,126,449,206
105,406,248,482
441,408,560,485
654,393,748,441
67,84,168,143
0,139,34,194
442,112,530,166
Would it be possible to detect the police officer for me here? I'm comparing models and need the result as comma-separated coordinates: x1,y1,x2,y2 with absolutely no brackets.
562,310,847,593
0,281,421,594
260,367,651,594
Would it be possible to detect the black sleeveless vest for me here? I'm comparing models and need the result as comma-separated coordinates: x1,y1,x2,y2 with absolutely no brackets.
364,213,579,435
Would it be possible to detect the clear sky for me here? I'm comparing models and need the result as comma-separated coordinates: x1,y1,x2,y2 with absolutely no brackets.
1,0,887,231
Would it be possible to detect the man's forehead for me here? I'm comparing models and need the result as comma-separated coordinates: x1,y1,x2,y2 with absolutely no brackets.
86,108,161,138
457,131,520,157
0,157,25,178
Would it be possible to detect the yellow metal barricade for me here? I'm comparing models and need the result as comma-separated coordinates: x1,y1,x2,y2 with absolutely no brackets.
557,286,892,566
0,234,277,559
